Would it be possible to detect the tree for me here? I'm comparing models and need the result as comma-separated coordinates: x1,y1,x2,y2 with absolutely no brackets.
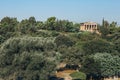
76,31,100,41
94,53,120,77
100,20,118,39
0,35,5,45
28,16,36,25
18,19,29,34
54,35,75,47
73,23,80,32
18,17,37,34
54,20,64,31
45,17,56,30
110,21,117,28
82,53,120,79
99,26,110,38
36,21,44,29
0,17,18,44
63,20,74,32
81,55,101,80
0,17,18,32
58,46,84,65
112,29,120,54
102,19,109,28
0,37,59,80
82,39,114,55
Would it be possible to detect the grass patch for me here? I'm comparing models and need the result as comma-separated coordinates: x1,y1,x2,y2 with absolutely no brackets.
70,71,86,80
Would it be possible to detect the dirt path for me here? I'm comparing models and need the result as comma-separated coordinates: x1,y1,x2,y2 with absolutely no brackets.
56,70,76,80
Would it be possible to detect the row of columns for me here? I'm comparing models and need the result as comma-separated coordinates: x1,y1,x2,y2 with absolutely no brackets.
84,25,97,30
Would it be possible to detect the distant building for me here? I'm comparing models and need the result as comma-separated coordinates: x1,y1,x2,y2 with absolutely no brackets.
80,22,99,34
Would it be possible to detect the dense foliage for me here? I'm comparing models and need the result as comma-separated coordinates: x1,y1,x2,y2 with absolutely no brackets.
0,37,58,80
82,53,120,79
0,17,120,80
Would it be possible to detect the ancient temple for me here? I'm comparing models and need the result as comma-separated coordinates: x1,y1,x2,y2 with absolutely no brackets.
80,22,99,33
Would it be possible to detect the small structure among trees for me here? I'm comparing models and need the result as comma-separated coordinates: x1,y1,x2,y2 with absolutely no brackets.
80,22,99,34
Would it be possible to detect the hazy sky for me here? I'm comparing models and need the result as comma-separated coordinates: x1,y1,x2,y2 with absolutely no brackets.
0,0,120,24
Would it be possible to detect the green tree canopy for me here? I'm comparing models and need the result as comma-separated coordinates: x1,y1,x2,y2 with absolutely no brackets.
54,35,75,47
0,37,59,80
82,39,114,55
82,53,120,79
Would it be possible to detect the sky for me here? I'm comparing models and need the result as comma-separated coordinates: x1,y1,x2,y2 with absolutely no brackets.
0,0,120,24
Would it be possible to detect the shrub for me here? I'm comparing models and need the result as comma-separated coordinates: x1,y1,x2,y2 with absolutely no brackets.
70,71,86,80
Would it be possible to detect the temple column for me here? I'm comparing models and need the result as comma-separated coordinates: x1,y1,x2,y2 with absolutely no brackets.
92,25,94,31
90,25,91,30
87,25,89,30
85,25,86,30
